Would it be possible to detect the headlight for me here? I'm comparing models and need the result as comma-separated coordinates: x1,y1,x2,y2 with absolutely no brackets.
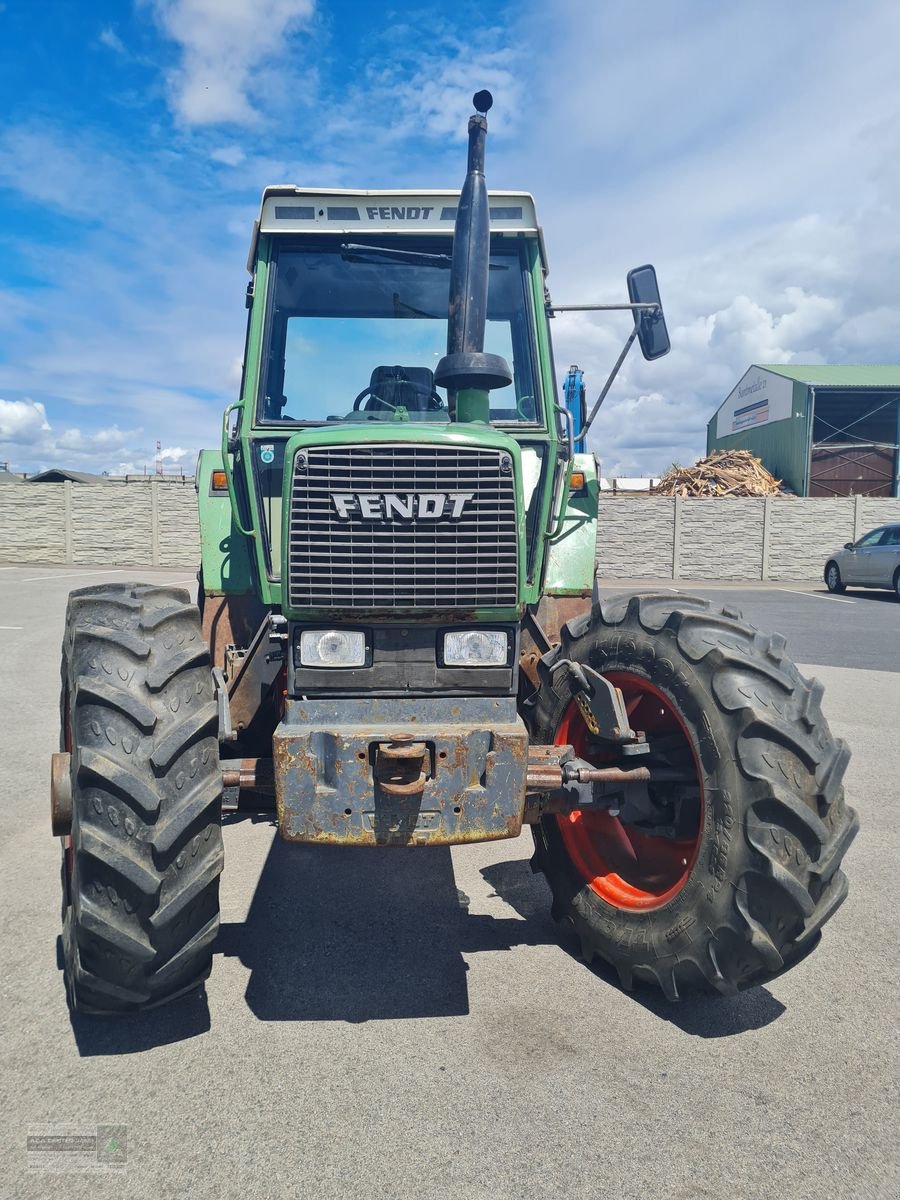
299,629,366,668
443,629,509,667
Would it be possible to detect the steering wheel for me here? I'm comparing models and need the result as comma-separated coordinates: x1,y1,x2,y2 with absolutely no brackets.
352,384,445,412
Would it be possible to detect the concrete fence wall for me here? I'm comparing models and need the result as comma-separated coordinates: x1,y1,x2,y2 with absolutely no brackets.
597,495,900,580
0,481,200,568
2,482,900,581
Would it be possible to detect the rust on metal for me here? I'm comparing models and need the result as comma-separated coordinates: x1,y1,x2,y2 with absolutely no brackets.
200,591,269,673
572,765,651,784
50,752,73,837
273,697,528,847
519,649,542,689
374,739,428,796
221,757,275,791
519,594,592,665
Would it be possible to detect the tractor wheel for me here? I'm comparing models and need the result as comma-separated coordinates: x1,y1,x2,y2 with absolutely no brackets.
523,593,858,999
57,582,223,1014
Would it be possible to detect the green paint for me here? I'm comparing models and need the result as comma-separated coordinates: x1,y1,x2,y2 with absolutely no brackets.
196,450,256,595
544,453,598,595
522,237,565,602
455,387,490,424
759,363,900,388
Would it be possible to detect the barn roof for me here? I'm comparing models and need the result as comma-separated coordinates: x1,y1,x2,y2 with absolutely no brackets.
759,364,900,388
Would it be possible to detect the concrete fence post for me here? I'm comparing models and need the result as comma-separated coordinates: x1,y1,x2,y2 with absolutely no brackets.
150,479,160,567
672,497,682,579
64,480,73,565
761,497,772,581
853,494,863,541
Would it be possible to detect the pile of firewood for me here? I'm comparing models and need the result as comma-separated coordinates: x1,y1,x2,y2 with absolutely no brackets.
654,450,783,497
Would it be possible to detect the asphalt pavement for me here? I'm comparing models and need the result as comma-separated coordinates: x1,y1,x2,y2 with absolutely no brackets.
0,565,897,1200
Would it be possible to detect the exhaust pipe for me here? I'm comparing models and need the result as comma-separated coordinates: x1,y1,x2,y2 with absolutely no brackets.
434,90,512,422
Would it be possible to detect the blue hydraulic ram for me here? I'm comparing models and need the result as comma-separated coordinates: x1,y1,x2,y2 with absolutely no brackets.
563,364,585,441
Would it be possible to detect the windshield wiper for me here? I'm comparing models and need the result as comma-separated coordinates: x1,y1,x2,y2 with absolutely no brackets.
340,244,509,272
340,243,452,267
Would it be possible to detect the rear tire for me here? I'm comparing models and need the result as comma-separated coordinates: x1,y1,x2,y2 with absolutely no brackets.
523,593,858,999
824,562,845,593
893,568,900,601
59,583,223,1014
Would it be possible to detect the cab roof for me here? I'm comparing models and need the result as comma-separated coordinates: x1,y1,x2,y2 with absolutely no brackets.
247,187,546,272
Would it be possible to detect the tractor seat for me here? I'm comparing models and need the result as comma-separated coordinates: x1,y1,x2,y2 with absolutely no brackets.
366,365,437,411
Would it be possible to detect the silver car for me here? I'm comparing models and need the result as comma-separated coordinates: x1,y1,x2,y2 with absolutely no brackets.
825,523,900,598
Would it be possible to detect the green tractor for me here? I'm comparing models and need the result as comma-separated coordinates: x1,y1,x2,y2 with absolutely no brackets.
52,93,857,1013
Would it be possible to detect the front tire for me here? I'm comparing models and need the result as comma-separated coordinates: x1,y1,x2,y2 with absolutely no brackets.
825,562,845,593
59,583,223,1014
524,593,858,999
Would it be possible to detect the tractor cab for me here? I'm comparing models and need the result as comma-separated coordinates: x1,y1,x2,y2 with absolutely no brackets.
226,189,565,589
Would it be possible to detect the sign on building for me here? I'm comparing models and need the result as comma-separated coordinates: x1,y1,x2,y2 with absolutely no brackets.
716,367,794,440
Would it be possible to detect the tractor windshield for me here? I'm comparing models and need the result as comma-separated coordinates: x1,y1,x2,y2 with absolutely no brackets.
256,237,541,426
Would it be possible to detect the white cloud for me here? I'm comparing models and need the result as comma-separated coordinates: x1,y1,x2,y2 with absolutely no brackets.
0,400,150,471
210,145,246,166
145,0,315,125
98,26,127,55
0,398,51,442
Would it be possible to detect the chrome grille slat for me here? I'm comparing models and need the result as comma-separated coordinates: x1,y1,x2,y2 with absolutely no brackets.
287,444,519,609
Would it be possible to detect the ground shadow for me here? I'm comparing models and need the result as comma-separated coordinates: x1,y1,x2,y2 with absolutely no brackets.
841,587,898,604
66,836,784,1047
60,932,212,1057
217,831,559,1022
482,858,786,1037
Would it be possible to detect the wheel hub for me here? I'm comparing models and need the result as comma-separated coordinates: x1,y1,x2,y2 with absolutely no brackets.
555,672,703,910
50,752,73,837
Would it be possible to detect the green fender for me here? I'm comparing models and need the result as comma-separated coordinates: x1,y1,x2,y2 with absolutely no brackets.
542,452,598,597
196,449,257,595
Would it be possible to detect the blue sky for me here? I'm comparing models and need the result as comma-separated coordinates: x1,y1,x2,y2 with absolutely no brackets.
2,0,899,476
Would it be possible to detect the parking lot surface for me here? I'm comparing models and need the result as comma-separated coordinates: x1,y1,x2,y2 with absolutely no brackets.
0,566,896,1200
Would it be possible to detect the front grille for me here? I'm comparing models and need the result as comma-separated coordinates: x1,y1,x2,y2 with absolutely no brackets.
287,443,519,610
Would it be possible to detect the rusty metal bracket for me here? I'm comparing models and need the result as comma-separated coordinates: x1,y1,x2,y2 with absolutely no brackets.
548,658,636,742
226,614,287,738
213,667,236,743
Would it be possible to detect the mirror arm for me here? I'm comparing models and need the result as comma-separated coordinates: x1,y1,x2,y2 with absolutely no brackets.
546,302,660,314
576,326,639,447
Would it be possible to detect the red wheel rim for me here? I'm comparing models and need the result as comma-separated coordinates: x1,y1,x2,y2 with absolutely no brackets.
555,672,703,911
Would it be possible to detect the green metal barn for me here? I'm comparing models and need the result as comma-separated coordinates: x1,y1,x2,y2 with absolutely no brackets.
706,364,900,496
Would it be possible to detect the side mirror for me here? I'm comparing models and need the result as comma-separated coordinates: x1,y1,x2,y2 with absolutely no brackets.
627,264,671,361
844,542,855,550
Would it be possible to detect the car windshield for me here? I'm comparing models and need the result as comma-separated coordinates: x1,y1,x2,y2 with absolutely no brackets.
256,238,540,426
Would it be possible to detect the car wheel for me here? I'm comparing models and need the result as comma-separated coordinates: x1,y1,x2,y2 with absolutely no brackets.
824,562,845,593
893,569,900,602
